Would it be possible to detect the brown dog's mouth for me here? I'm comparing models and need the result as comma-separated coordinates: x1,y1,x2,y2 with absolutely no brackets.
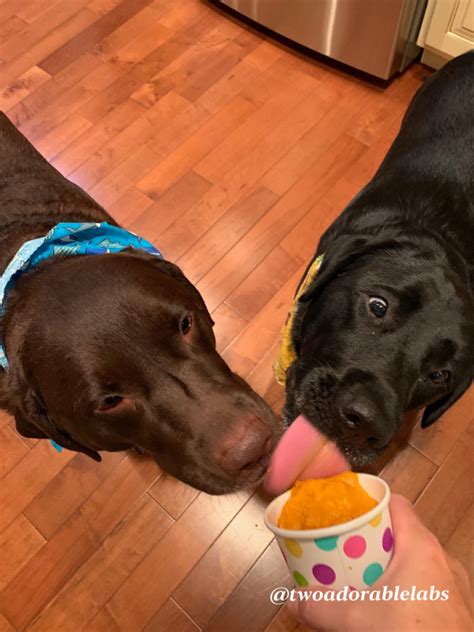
142,412,283,495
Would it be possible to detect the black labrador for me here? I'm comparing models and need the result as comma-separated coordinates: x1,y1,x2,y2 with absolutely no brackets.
284,52,473,467
0,112,281,494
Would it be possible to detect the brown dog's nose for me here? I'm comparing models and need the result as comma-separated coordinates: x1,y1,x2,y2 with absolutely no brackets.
213,415,273,476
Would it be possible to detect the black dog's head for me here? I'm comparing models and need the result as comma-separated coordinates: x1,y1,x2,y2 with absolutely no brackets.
1,251,282,494
284,234,473,467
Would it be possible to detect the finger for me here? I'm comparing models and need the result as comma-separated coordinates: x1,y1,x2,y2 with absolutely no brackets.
446,556,472,610
389,494,433,544
380,494,430,577
389,494,421,533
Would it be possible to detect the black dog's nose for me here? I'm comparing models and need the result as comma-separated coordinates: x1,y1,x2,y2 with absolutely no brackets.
340,396,390,450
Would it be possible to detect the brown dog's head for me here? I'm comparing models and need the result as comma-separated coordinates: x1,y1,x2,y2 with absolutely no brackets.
1,251,281,494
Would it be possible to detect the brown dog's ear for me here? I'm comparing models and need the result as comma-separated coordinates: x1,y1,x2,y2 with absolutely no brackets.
2,361,101,461
421,376,472,428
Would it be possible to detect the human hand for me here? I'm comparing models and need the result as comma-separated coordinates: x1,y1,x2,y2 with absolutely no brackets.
287,494,472,631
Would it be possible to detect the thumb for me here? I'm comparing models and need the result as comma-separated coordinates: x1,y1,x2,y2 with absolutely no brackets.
286,586,356,631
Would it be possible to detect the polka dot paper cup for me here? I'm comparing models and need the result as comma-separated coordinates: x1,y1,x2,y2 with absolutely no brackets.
264,473,393,590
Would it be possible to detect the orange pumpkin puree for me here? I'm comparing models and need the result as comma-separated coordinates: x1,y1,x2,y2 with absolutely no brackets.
278,471,378,530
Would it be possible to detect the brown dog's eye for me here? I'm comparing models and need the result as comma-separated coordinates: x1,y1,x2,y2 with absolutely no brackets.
368,296,388,318
98,395,123,411
96,396,135,415
429,370,450,384
180,314,192,335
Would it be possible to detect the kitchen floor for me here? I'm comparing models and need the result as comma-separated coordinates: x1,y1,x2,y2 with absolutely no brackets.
0,1,472,631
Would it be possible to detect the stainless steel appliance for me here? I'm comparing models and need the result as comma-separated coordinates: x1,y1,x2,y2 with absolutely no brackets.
216,0,428,79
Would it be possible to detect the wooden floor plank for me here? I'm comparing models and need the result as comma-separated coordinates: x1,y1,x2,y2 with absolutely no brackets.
6,52,100,129
91,1,170,63
222,264,307,379
194,73,314,184
0,514,45,593
23,451,126,539
16,0,64,25
128,170,212,244
77,8,220,123
195,58,262,114
87,607,121,632
106,491,251,630
148,474,199,521
178,30,261,103
37,0,154,75
409,387,473,466
260,84,379,196
380,445,438,503
173,493,273,628
445,503,474,586
27,495,173,632
34,112,92,160
415,421,473,545
177,186,279,285
0,3,99,88
265,605,311,632
0,426,29,479
0,0,92,65
196,134,366,312
0,613,15,632
205,540,292,632
106,185,155,226
0,456,160,630
0,15,27,44
143,599,200,632
51,97,146,176
0,64,50,110
244,40,284,71
136,95,257,198
226,242,303,320
0,441,75,534
128,17,242,109
155,83,334,266
212,303,249,354
69,91,193,189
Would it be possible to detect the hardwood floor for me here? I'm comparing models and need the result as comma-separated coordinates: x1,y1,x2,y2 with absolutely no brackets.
0,1,472,630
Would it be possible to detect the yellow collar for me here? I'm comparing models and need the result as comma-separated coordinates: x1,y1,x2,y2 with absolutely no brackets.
274,255,324,385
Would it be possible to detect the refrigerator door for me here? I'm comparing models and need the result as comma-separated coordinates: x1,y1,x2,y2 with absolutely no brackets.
217,0,424,79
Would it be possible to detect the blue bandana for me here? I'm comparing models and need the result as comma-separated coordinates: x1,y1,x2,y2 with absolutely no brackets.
0,222,162,370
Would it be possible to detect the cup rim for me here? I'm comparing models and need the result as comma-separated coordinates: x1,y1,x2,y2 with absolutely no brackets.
264,473,391,539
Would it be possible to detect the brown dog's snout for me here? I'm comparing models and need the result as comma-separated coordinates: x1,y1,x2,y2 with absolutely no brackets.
213,414,273,476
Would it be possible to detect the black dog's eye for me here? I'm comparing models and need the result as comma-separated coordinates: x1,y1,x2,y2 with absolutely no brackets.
429,370,450,384
98,395,123,411
180,314,193,335
368,296,388,318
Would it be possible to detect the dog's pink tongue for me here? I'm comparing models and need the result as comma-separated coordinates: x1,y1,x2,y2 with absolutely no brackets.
264,415,349,495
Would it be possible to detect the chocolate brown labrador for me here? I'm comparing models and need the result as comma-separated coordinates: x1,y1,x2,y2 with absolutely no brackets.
284,52,473,468
0,112,281,494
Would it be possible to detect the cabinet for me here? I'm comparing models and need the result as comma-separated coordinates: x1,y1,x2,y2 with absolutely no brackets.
418,0,474,68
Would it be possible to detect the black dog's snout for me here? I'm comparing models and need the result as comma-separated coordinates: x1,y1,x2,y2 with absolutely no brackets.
338,392,391,450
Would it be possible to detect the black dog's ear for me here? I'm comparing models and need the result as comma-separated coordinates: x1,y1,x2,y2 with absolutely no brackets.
299,235,403,304
421,376,472,428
